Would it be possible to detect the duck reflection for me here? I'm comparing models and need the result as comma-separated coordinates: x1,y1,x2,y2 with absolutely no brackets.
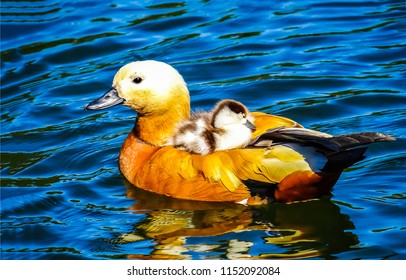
116,180,359,259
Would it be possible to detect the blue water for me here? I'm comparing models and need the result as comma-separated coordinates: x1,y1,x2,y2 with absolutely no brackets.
1,0,405,260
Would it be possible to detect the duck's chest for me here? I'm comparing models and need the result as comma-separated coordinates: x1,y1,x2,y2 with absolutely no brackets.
119,131,159,180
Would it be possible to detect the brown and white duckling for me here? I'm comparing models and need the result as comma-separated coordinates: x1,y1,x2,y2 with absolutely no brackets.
168,99,256,155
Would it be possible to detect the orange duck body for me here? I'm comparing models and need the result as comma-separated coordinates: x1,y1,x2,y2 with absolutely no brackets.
86,60,394,204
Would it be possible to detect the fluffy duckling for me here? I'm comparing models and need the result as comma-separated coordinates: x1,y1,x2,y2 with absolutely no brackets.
168,100,256,155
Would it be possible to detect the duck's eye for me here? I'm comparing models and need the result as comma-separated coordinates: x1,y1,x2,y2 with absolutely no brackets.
133,77,143,84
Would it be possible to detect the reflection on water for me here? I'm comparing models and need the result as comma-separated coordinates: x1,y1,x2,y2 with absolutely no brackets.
1,0,405,260
97,182,361,260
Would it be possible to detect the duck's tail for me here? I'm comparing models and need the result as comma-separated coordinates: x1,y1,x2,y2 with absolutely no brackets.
319,132,395,172
248,128,394,202
250,127,395,172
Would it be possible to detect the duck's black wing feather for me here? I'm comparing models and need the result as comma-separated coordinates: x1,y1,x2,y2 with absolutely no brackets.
249,127,395,172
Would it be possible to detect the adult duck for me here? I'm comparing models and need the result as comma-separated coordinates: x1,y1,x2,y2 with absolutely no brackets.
85,60,394,204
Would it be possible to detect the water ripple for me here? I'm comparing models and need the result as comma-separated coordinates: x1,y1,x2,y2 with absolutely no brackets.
1,0,405,260
1,32,123,61
1,1,62,23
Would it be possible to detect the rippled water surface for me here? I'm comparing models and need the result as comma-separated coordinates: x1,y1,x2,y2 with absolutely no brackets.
1,0,406,260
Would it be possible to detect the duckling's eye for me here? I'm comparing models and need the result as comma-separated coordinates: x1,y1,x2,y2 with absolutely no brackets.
132,77,143,84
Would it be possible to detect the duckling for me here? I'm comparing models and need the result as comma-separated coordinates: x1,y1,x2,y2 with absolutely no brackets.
168,100,256,155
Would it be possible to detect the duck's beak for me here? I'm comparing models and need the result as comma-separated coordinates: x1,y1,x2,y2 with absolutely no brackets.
245,120,256,131
85,88,124,110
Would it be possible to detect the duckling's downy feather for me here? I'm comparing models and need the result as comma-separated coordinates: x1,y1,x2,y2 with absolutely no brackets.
168,100,254,155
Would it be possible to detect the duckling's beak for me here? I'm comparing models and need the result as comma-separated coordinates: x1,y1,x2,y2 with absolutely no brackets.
85,88,124,110
245,120,256,131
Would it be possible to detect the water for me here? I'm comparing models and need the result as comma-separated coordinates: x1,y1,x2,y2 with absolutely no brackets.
1,0,405,260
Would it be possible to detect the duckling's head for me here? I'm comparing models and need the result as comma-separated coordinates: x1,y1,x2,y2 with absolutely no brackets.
211,100,256,131
86,60,190,116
